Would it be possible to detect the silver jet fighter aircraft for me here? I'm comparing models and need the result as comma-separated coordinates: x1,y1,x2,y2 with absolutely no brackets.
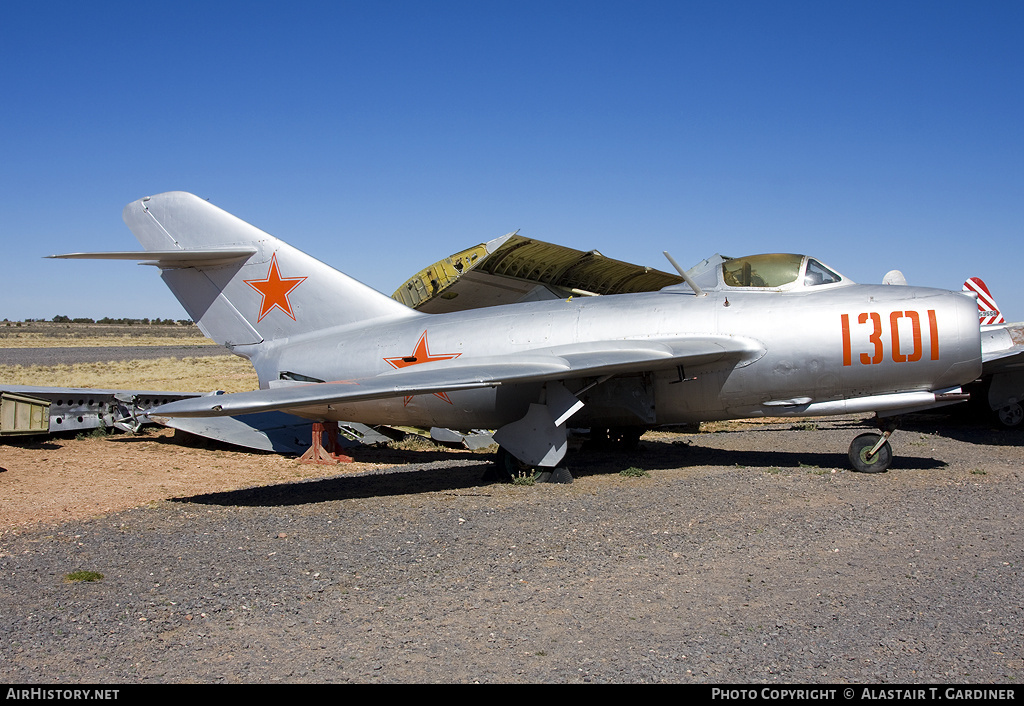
54,192,985,474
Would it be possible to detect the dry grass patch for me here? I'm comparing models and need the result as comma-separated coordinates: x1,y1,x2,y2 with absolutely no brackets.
0,355,258,393
0,321,212,347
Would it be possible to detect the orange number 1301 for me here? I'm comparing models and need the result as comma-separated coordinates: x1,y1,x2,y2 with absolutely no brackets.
841,310,939,367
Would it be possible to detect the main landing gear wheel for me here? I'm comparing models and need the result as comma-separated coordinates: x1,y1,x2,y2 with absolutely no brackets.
492,446,536,482
995,402,1023,429
489,447,573,484
848,432,893,473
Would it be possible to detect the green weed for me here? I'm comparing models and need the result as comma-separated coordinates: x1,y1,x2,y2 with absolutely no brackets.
65,571,103,583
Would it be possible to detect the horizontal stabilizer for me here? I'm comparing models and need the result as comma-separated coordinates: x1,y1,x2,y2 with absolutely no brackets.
49,249,257,268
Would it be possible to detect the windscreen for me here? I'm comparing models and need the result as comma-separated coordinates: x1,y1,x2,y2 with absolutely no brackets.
722,254,804,288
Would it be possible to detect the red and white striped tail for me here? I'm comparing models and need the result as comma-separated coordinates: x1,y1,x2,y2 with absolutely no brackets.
963,277,1005,325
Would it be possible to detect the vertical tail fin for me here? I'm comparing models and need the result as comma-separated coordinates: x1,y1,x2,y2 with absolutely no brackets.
963,277,1005,325
122,192,421,350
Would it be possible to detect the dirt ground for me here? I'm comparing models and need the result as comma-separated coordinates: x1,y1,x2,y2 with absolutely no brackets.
0,426,478,531
0,411,1016,533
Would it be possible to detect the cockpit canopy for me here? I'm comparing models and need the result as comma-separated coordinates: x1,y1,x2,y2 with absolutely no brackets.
720,254,846,290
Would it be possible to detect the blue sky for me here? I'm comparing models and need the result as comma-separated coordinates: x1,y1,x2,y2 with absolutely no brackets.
2,1,1022,321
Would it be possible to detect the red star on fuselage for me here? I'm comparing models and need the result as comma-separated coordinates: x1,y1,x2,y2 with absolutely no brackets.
383,331,461,404
244,253,307,322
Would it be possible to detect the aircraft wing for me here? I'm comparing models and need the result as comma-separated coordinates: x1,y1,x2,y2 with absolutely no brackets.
980,321,1024,373
148,336,764,418
391,233,685,313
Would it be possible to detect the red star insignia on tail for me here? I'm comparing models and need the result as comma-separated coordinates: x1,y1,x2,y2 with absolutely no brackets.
383,331,461,404
244,254,307,322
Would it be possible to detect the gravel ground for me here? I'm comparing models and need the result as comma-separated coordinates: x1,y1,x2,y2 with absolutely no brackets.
0,414,1021,684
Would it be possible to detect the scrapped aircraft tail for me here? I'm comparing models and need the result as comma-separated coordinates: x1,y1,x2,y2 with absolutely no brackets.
121,191,421,350
963,277,1005,326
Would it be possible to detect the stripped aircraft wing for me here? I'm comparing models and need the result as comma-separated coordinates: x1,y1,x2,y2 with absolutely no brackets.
980,321,1024,372
975,321,1024,427
391,233,685,313
149,336,764,418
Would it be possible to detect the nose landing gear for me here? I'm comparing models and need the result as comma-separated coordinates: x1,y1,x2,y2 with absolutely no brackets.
848,420,898,473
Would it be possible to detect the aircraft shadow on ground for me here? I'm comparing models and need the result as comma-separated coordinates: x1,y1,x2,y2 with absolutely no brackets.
173,460,497,508
568,442,947,477
172,437,948,510
2,437,71,451
897,415,1024,448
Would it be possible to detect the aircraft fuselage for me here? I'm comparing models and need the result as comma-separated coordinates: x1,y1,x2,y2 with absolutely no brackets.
246,282,982,430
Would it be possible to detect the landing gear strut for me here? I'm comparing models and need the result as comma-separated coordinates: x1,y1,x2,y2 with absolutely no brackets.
847,419,897,473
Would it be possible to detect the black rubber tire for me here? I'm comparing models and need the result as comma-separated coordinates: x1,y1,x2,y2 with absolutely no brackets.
848,433,893,473
995,403,1023,429
491,446,535,482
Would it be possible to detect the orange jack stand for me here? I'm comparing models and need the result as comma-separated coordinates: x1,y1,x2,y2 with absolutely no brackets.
298,421,354,464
